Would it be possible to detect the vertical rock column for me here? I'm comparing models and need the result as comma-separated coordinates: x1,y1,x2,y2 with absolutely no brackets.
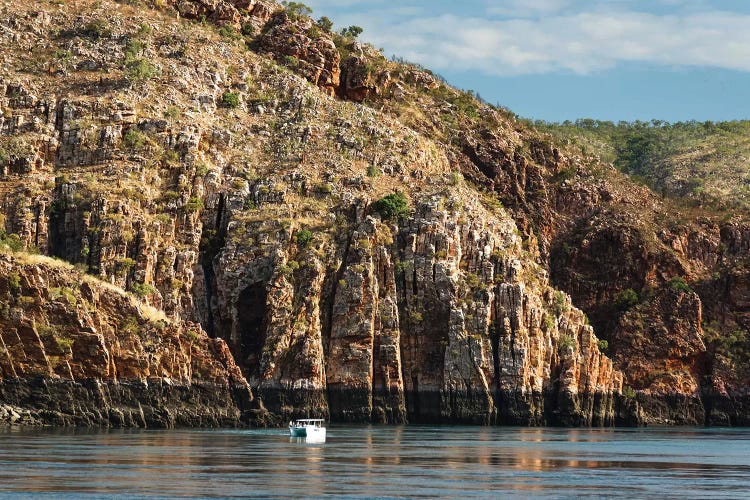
327,220,406,423
256,255,329,421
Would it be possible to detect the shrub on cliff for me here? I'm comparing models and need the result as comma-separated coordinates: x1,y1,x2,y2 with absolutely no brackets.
240,22,257,44
372,192,409,220
82,19,112,40
316,16,333,32
218,25,241,41
622,386,637,399
551,290,569,316
669,277,693,294
126,58,158,83
7,270,21,292
0,137,34,165
281,1,312,20
185,197,204,213
131,282,157,298
340,25,363,39
558,334,576,354
296,229,313,247
615,288,640,311
221,91,240,108
124,39,145,60
122,129,147,151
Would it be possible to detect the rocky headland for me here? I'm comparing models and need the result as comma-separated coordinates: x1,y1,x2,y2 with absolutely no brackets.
0,0,746,427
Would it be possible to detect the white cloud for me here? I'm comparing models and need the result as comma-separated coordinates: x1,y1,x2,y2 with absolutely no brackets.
362,10,750,76
485,0,570,17
303,1,750,76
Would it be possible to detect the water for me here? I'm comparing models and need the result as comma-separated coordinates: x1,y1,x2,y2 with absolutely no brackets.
0,426,748,499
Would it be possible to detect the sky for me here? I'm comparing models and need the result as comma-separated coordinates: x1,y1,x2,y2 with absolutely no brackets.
303,0,750,123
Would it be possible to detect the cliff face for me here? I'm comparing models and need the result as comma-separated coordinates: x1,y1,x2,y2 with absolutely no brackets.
0,0,745,427
205,194,624,425
0,254,254,427
423,99,749,427
459,127,750,425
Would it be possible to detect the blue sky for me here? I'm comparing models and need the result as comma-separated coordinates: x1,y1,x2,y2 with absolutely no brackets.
304,0,750,122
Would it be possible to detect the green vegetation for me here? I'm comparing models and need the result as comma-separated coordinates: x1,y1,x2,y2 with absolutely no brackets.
372,192,409,220
296,229,313,247
316,183,332,195
185,329,201,344
7,271,21,292
115,257,136,276
161,149,180,166
281,1,312,20
668,277,694,294
125,57,158,83
282,55,299,68
0,231,24,252
551,290,569,316
217,25,241,40
53,49,72,69
339,25,363,39
221,91,240,109
122,23,158,84
615,288,640,312
622,386,637,399
49,287,77,306
534,119,750,209
55,335,75,352
124,39,145,60
542,314,555,332
131,282,157,298
366,164,380,177
241,22,256,37
558,334,576,353
704,323,749,368
82,19,112,40
122,128,147,151
0,136,34,165
279,260,300,277
597,339,609,352
185,197,204,212
316,16,333,32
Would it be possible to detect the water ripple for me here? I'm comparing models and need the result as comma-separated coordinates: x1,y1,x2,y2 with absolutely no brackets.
0,426,748,498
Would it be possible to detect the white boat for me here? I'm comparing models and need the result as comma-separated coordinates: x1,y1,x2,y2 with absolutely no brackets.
289,419,326,441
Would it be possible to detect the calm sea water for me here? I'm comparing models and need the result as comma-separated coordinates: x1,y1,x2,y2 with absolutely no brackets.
0,426,748,499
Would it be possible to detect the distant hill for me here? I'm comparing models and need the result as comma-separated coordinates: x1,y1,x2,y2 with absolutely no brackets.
533,119,750,210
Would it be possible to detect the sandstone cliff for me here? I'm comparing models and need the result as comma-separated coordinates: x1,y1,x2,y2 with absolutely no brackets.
0,253,254,426
0,0,745,427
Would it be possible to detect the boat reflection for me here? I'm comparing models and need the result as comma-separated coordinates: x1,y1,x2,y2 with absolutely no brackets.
289,435,326,444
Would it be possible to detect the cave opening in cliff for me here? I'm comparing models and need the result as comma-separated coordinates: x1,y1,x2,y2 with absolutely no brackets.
237,283,268,378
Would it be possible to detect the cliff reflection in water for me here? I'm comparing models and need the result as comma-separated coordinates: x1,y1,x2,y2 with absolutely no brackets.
1,426,749,498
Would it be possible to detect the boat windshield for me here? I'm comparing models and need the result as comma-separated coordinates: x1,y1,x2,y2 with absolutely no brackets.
293,419,325,425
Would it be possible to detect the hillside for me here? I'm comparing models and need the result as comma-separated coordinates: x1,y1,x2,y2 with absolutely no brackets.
0,0,747,427
534,119,750,210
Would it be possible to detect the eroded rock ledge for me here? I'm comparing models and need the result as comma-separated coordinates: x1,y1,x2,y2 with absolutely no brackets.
0,254,258,427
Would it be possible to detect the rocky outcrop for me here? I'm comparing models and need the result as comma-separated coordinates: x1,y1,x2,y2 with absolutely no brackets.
338,43,391,102
166,0,275,29
200,194,627,425
0,254,257,427
255,11,341,95
442,88,750,427
611,285,706,425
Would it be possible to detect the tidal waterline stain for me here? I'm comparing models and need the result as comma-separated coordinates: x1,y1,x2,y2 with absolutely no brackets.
1,426,748,498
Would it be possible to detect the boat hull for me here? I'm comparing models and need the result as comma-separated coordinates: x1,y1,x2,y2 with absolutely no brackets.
290,427,307,438
289,426,326,440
